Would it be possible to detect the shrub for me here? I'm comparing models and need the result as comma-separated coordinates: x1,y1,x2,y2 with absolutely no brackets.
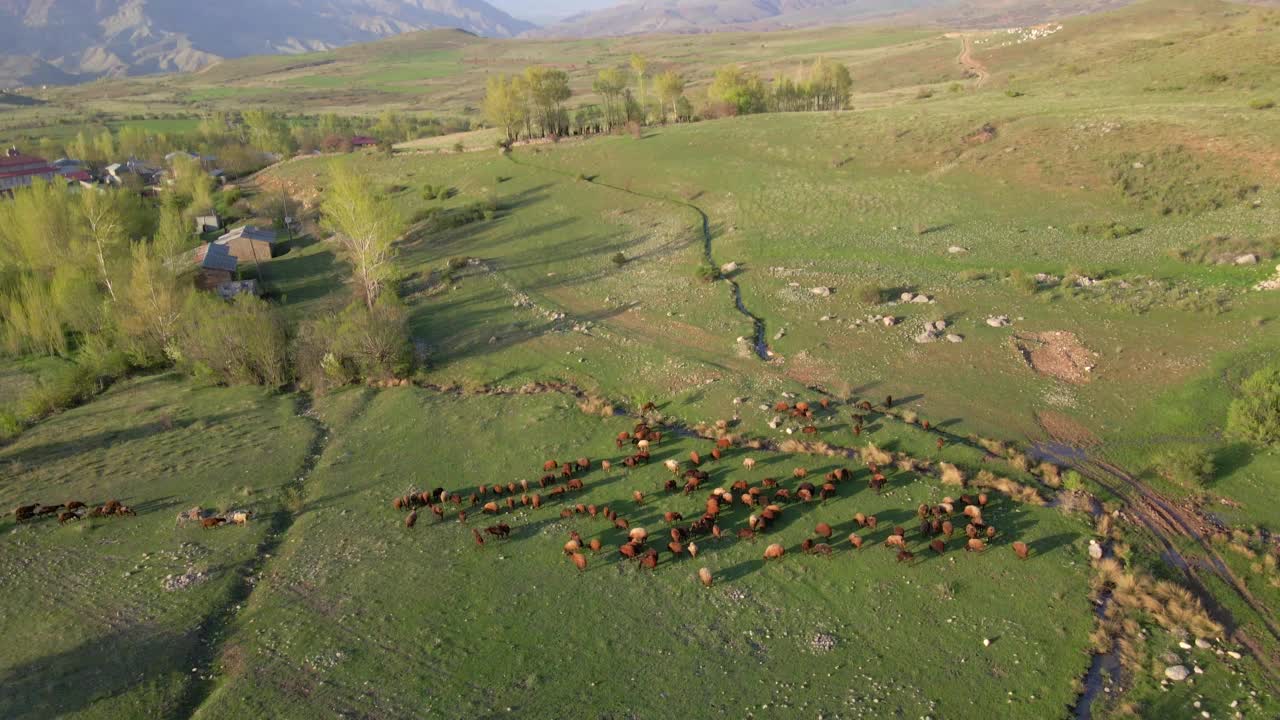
453,142,465,153
855,283,883,304
17,362,96,420
915,88,934,99
1227,365,1280,446
1152,446,1216,487
959,269,988,282
1249,98,1276,110
423,184,440,200
1062,470,1087,492
0,408,21,441
611,252,628,267
295,298,413,391
174,294,292,388
1004,89,1025,98
1009,269,1039,295
694,263,721,283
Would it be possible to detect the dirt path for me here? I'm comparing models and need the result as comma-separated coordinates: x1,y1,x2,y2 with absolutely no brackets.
1033,441,1280,685
957,35,990,88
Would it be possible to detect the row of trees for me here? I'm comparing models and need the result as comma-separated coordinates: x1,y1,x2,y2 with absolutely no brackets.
483,56,852,142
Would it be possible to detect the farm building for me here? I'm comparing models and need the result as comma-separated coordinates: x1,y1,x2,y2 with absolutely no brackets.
351,136,379,149
196,214,221,233
0,146,57,192
193,242,238,291
215,225,278,264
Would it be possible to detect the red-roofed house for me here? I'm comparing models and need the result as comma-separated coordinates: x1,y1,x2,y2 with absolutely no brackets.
0,146,58,192
351,136,379,150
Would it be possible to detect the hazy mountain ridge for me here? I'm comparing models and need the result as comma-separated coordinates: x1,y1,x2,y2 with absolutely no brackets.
0,0,533,87
535,0,1149,37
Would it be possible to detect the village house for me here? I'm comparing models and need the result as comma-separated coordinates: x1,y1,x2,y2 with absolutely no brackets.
351,135,379,150
214,225,278,264
0,146,58,192
195,213,221,234
193,242,238,291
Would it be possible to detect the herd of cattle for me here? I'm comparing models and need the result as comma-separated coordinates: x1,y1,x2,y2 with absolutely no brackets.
12,499,135,525
388,397,1034,584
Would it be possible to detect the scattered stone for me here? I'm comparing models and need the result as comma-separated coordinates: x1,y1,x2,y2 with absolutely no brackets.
1088,540,1103,560
163,568,210,592
1227,650,1242,660
720,261,739,274
1195,638,1212,649
945,334,964,343
1179,641,1193,650
810,286,834,297
1234,253,1259,265
947,246,969,254
1165,665,1190,682
811,633,837,652
819,315,833,322
986,315,1011,328
911,294,932,304
881,316,897,327
774,328,787,340
983,638,991,647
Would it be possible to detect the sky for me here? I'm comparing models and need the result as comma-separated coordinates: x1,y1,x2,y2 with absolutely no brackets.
486,0,622,24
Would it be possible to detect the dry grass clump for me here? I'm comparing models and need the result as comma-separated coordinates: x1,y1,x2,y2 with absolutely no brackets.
899,409,918,424
1056,489,1100,517
939,462,967,487
576,395,615,417
1037,462,1062,488
972,470,1046,505
1094,556,1223,639
976,437,1007,456
895,455,920,473
778,438,835,456
860,443,893,466
1007,452,1032,473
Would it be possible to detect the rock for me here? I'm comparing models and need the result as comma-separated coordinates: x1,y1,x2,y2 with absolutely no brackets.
774,328,787,340
1179,641,1192,650
948,246,969,254
915,332,937,344
945,334,964,343
900,292,915,302
881,316,897,327
911,294,931,304
810,286,833,297
1088,540,1103,560
930,320,948,331
820,315,832,321
982,638,991,647
720,261,739,274
986,315,1011,328
1234,254,1259,265
1195,638,1212,649
1132,161,1145,169
1227,650,1242,660
1165,665,1190,682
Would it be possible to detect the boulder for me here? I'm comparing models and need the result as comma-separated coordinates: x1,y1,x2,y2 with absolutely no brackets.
945,334,964,343
1087,540,1103,560
986,315,1011,328
911,294,932,304
1164,665,1190,682
810,286,833,297
720,261,739,274
948,246,969,254
1234,253,1259,266
881,316,897,327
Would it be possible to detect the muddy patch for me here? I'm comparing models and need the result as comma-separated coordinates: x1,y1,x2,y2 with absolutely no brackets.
1036,410,1101,447
1013,331,1099,384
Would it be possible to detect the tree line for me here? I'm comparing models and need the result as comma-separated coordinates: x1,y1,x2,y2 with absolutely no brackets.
0,159,412,440
483,55,852,143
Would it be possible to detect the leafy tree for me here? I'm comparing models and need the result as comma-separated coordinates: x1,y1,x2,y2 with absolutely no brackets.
630,54,650,120
593,67,630,132
708,66,767,115
524,67,572,137
654,70,686,122
118,242,185,363
321,161,404,310
484,74,529,143
77,189,129,301
1227,365,1280,446
1152,446,1216,487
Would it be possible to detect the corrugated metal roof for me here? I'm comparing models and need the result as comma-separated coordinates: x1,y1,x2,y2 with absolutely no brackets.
197,242,238,272
217,225,278,244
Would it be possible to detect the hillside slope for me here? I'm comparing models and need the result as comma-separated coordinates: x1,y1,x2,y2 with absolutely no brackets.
0,0,534,88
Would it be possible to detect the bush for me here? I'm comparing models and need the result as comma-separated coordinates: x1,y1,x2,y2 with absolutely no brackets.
1152,446,1216,487
1062,470,1086,492
694,263,721,283
611,252,628,267
1227,365,1280,446
1005,89,1025,98
423,184,440,200
453,142,465,153
0,408,21,441
1009,269,1039,295
17,362,96,420
174,294,292,388
295,298,413,391
915,88,934,99
855,283,883,304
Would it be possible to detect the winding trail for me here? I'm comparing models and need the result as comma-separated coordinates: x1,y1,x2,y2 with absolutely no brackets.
176,392,334,718
957,35,990,88
1033,443,1280,686
505,152,772,360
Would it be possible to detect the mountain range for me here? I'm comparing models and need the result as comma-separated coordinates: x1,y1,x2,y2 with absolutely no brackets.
535,0,1143,37
0,0,533,87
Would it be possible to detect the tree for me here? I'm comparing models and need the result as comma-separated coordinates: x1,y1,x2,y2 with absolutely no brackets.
484,74,529,143
654,70,686,122
1227,365,1280,446
118,241,185,363
804,57,853,111
321,161,403,310
630,54,649,121
243,110,297,157
707,66,767,115
77,189,129,301
524,67,572,137
593,67,630,132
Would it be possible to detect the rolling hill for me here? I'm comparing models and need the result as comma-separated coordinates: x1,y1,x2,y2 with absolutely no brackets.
0,0,535,88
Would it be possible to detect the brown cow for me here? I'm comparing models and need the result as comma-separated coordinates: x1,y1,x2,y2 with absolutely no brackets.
698,567,713,587
849,533,863,549
201,517,225,529
763,543,785,560
896,550,914,563
405,510,418,528
1013,541,1029,560
966,538,987,552
815,522,833,539
930,539,946,554
572,552,588,571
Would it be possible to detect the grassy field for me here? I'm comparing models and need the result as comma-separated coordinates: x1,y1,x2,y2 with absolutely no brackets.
3,0,1280,717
